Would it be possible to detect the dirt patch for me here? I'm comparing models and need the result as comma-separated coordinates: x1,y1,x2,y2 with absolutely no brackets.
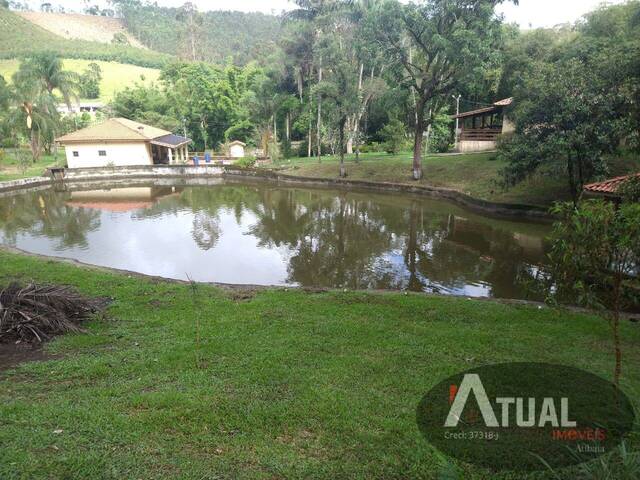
17,11,146,49
0,342,57,372
225,288,259,302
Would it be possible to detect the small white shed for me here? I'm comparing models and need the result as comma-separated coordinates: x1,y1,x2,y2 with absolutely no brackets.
228,141,246,158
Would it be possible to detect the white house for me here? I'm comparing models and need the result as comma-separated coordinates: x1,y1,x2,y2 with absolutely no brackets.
228,140,246,158
56,118,191,169
56,102,104,117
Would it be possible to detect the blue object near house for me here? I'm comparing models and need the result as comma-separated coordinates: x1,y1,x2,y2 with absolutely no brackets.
205,152,212,163
193,155,200,166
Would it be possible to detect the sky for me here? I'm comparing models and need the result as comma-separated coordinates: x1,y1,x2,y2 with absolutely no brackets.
31,0,627,28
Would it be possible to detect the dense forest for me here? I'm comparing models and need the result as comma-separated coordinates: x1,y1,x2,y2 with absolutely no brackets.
1,0,639,200
112,1,283,66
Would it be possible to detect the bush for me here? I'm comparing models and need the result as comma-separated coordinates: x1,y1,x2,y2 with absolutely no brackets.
379,119,407,154
619,176,640,203
0,138,17,149
358,142,384,154
296,141,310,158
235,157,257,168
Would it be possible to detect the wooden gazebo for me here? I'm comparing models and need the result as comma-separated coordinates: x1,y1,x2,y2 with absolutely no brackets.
452,98,514,153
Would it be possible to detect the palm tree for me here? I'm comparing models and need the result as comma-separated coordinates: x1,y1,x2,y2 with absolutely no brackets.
14,52,79,108
9,74,59,162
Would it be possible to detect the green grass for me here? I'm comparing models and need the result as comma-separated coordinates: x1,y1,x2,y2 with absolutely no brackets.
0,250,638,479
0,58,161,103
0,152,62,182
277,151,640,207
0,8,170,69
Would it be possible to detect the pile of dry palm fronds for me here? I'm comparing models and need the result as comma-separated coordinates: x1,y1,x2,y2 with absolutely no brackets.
0,282,109,343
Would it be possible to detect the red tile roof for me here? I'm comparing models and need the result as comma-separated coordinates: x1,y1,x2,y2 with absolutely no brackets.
584,173,640,195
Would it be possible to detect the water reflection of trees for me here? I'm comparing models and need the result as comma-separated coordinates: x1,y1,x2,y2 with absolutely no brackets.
0,190,100,250
0,183,548,299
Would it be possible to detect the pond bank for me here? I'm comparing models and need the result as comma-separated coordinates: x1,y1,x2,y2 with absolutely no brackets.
0,248,638,479
0,164,552,220
3,245,638,322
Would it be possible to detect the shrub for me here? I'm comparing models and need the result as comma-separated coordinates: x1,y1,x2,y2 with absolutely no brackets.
235,157,257,168
618,176,640,203
379,119,407,154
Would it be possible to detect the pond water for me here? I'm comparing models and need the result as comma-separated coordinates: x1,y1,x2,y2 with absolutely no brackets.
0,179,551,300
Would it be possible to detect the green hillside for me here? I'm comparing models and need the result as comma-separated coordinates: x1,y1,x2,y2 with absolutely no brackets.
116,3,283,65
0,59,160,103
0,8,171,68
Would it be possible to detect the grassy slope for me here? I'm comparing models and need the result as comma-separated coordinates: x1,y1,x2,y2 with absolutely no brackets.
278,152,640,207
0,8,170,68
0,58,161,103
0,251,638,479
0,153,62,182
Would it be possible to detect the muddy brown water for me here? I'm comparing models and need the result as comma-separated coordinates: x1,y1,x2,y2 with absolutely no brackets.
0,179,551,300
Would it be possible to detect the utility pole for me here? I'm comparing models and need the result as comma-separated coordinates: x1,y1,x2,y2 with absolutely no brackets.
453,95,461,151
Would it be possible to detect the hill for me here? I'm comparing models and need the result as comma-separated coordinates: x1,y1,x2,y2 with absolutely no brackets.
0,59,160,103
0,8,170,68
17,11,147,50
116,3,283,65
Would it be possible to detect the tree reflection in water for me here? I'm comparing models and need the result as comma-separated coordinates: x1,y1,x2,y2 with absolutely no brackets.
0,182,550,300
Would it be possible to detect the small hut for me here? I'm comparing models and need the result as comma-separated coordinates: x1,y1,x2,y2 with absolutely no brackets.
228,141,247,158
451,98,514,153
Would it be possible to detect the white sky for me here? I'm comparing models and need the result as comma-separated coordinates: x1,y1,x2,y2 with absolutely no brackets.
30,0,628,28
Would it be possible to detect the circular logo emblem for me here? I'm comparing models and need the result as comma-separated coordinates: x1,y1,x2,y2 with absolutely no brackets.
417,363,635,472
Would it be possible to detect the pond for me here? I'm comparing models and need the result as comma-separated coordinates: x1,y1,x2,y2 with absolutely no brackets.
0,179,551,300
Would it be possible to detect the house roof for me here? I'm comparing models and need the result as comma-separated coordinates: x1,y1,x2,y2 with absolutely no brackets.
584,173,640,196
452,98,514,119
151,134,192,148
56,118,172,144
228,140,246,146
66,201,154,212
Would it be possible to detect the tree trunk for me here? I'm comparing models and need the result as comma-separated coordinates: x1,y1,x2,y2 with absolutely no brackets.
412,96,427,180
30,129,40,162
317,58,323,164
612,275,623,386
567,153,578,205
339,117,347,178
273,115,277,142
286,112,290,142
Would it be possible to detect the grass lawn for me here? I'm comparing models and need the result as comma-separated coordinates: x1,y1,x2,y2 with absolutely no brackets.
0,250,638,479
276,151,640,207
0,59,161,103
0,152,62,182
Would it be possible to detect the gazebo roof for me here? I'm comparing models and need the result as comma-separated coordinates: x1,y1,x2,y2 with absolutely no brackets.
452,98,513,120
584,173,640,196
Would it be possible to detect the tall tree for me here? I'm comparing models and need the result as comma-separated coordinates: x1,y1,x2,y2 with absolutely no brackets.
500,58,628,203
14,52,79,109
176,2,203,62
9,72,58,161
373,0,514,180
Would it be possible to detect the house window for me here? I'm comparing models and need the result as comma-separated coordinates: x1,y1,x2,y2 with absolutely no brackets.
98,150,107,157
72,151,79,157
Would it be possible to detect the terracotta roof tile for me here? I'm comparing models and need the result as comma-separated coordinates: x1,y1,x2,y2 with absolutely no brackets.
584,173,640,195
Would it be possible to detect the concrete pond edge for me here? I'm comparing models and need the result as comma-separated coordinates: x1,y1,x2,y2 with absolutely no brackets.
0,164,553,220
